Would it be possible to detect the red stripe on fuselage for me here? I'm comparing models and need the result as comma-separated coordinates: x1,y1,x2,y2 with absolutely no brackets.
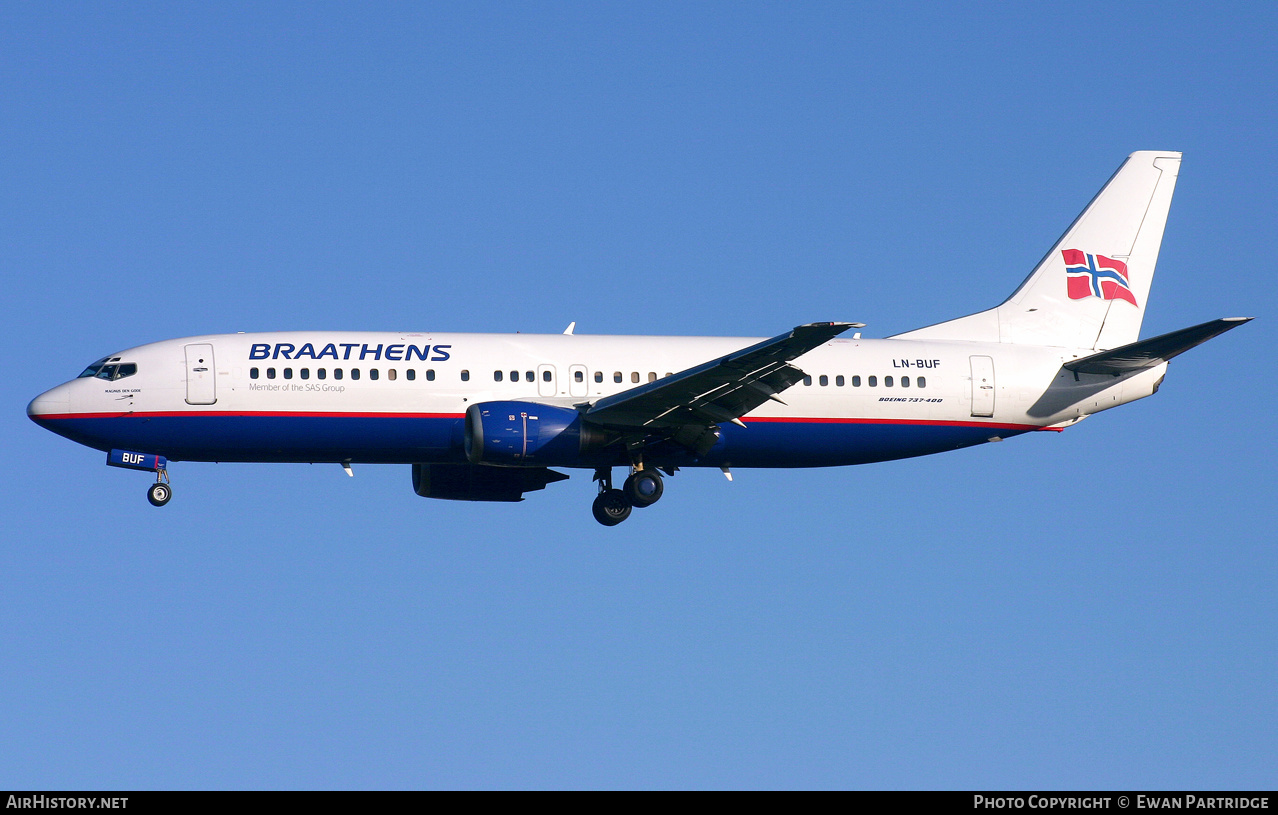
34,410,1062,431
34,410,468,421
742,416,1061,432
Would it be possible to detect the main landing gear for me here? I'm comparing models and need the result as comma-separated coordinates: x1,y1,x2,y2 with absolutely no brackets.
624,469,663,507
147,470,172,507
591,466,666,526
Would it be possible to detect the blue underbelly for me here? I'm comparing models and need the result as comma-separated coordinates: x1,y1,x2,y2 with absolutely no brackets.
40,412,1035,467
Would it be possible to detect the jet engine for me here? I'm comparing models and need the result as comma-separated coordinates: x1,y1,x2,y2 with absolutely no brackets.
411,462,568,502
464,401,608,467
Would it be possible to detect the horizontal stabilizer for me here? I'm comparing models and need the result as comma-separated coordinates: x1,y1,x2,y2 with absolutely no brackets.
1063,317,1252,375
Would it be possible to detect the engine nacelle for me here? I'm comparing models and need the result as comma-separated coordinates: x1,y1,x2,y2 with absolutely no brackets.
464,401,607,467
412,462,568,502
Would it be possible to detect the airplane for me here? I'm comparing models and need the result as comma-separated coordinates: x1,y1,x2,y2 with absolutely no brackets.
27,151,1251,525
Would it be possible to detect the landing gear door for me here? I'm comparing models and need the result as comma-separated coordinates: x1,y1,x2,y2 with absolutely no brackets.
969,355,994,418
185,343,217,405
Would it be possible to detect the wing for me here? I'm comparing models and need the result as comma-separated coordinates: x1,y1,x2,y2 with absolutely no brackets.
584,322,860,440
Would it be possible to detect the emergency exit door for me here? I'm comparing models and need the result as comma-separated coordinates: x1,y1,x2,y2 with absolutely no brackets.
568,365,589,398
537,364,557,398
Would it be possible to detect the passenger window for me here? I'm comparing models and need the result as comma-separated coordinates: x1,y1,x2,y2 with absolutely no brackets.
406,369,415,381
631,372,639,383
250,368,259,380
267,368,276,379
370,369,379,381
901,376,909,388
852,375,861,387
334,368,343,380
594,371,603,383
836,375,844,387
388,369,397,381
614,372,623,383
300,368,310,380
318,368,326,380
426,369,435,381
494,370,504,382
460,370,469,382
648,372,657,383
885,376,893,387
350,369,360,381
819,375,828,387
543,370,552,382
510,370,519,382
284,368,293,380
868,376,877,387
803,376,812,386
918,376,926,388
575,370,584,383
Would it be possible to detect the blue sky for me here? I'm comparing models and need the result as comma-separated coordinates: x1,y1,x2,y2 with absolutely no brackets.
3,2,1275,789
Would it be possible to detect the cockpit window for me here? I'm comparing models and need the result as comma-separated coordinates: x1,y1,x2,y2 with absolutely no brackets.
79,359,137,381
78,358,109,378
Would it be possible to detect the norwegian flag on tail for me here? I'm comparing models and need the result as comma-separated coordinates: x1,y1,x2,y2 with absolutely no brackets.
1062,249,1137,306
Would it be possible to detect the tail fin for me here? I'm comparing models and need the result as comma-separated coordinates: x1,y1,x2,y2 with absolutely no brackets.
893,151,1181,350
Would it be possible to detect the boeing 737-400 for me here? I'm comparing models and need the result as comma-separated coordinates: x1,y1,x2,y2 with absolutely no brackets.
27,151,1250,525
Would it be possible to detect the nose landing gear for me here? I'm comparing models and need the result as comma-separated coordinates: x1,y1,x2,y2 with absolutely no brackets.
147,481,172,507
147,470,172,507
106,450,173,507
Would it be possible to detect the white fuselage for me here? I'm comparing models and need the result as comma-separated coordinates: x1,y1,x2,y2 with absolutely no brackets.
27,331,1167,469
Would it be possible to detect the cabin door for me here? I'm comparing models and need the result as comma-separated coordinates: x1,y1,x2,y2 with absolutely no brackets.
969,355,994,417
185,344,217,405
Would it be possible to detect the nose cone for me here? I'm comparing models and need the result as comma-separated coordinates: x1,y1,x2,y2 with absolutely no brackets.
27,384,71,427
